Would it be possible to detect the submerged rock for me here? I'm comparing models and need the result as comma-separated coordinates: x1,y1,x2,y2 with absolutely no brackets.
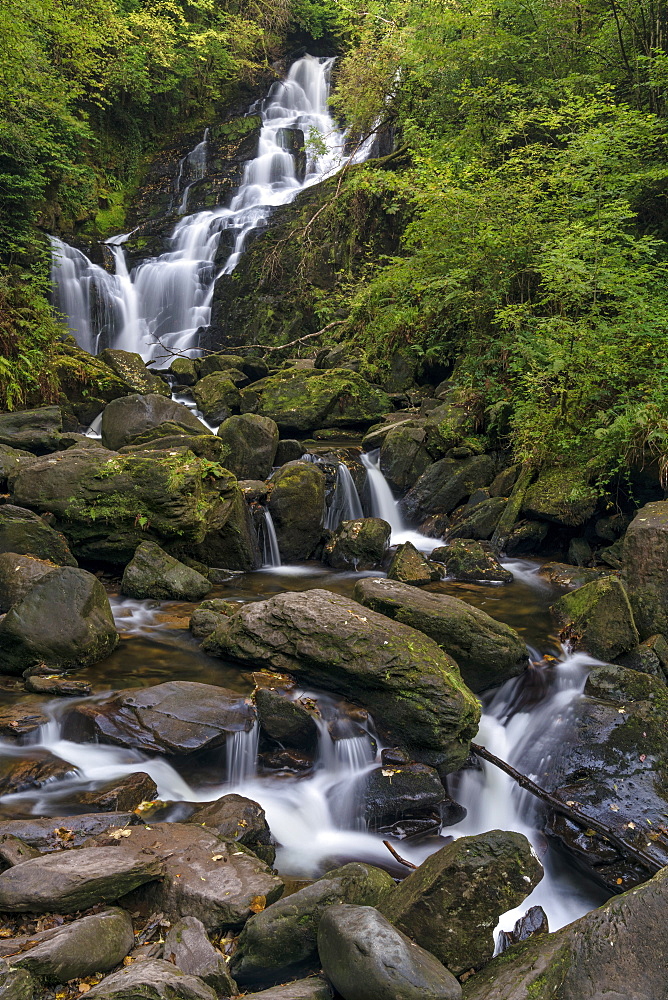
217,413,279,480
86,959,217,1000
268,461,325,561
203,589,480,772
433,540,513,584
318,904,462,1000
550,576,639,661
164,916,237,996
121,540,212,601
354,578,527,693
323,517,391,570
0,505,76,566
387,541,440,585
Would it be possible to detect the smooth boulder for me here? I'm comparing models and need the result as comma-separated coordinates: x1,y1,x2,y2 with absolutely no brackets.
401,455,495,523
164,916,237,996
0,553,56,612
239,980,330,1000
101,393,209,450
121,540,212,601
189,793,275,865
433,540,513,584
324,517,391,571
550,576,639,661
268,461,325,561
255,688,318,750
217,414,279,480
86,959,216,1000
380,425,432,490
0,505,76,566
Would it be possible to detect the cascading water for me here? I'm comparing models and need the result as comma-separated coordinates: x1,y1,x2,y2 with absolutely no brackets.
362,449,438,552
174,128,209,214
50,56,370,362
260,509,282,568
325,463,364,530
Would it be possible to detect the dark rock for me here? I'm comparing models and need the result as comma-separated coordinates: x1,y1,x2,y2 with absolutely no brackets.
0,566,118,674
202,589,480,772
275,439,304,465
401,455,495,523
24,674,92,696
622,500,668,639
0,813,141,852
318,904,461,1000
100,350,171,397
119,431,230,463
388,541,440,585
362,763,446,828
616,639,665,678
170,358,198,385
599,536,624,569
0,407,62,454
163,916,236,996
0,702,49,740
9,908,133,983
0,505,76,566
550,576,639,661
447,497,506,541
189,794,275,865
193,374,241,423
354,577,528,693
260,748,313,771
255,688,318,750
419,513,451,538
75,772,158,812
522,467,597,527
268,461,325,561
0,846,164,912
85,959,216,1000
0,752,74,796
198,353,251,379
433,540,512,584
380,830,543,974
0,553,56,613
567,537,592,566
217,414,279,480
121,541,212,601
195,486,262,572
0,445,31,492
230,863,395,987
380,425,432,491
489,465,519,497
324,518,391,571
101,394,208,450
497,905,548,954
505,520,548,556
189,598,236,639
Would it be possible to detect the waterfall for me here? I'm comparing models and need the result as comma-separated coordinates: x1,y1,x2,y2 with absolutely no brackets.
261,510,282,568
51,55,370,361
361,448,445,552
325,463,364,530
226,725,259,786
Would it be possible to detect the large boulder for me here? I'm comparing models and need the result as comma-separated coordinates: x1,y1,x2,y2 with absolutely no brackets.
380,831,543,975
0,566,118,674
194,487,262,571
268,461,325,561
101,393,209,451
163,916,237,996
0,407,62,454
433,540,513,584
521,466,597,527
230,862,395,987
99,349,171,397
0,505,76,566
387,541,439,585
323,517,391,571
188,793,275,865
401,455,495,524
0,553,57,612
121,540,212,601
193,374,241,423
354,578,528,693
86,959,216,1000
203,590,480,771
67,681,254,755
0,846,164,912
247,367,391,433
380,425,432,491
217,414,279,480
622,500,668,638
461,865,668,1000
550,576,639,661
318,905,462,1000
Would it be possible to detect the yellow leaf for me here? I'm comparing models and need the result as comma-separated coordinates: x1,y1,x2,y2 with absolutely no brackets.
79,986,91,994
249,895,266,914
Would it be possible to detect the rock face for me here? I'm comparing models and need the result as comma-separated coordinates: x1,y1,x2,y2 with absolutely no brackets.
230,862,395,987
0,847,164,912
381,831,543,975
217,414,279,480
318,905,462,1000
0,505,76,566
0,566,118,674
268,461,325,561
433,540,513,584
401,455,495,523
622,500,668,639
101,393,209,450
354,578,527,693
0,406,62,453
550,576,639,661
461,866,668,1000
121,541,212,601
86,959,217,1000
387,541,439,585
163,916,237,996
323,517,391,571
254,688,318,750
380,425,432,490
99,349,171,397
70,681,254,754
203,589,480,772
0,553,56,612
9,908,134,983
189,794,275,865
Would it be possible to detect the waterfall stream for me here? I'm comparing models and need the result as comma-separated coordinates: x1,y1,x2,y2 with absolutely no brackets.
362,449,439,551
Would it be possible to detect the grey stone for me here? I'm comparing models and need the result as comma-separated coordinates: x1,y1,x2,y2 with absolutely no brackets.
217,414,279,480
268,461,325,561
401,455,495,523
163,916,236,995
101,393,209,451
86,959,217,1000
0,813,141,852
0,407,62,454
0,553,56,613
239,979,330,1000
0,505,76,566
387,541,440,585
121,541,212,601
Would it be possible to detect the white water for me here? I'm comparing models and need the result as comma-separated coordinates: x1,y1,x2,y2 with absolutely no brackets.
361,449,439,552
325,463,364,530
261,510,282,568
51,56,368,362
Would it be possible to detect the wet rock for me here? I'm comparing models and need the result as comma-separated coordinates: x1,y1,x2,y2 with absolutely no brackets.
447,497,506,541
0,813,141,852
239,979,331,1000
622,500,668,639
616,638,666,678
0,846,164,912
433,540,513,584
496,905,548,953
318,904,462,1000
461,865,668,1000
189,598,236,639
419,513,451,538
0,566,118,674
0,752,74,796
9,908,134,983
0,965,35,999
230,862,395,987
249,367,391,433
24,674,92,696
505,520,548,556
0,445,31,492
260,748,313,771
198,353,250,379
103,822,283,930
75,771,158,812
164,916,236,996
275,439,304,465
193,374,241,423
362,763,448,828
522,467,597,527
195,486,262,572
324,517,391,571
537,562,609,589
216,414,279,480
388,541,440,585
0,553,57,613
380,425,432,491
550,576,639,661
121,541,212,601
567,536,592,566
203,589,480,772
255,688,318,750
0,407,62,454
189,794,275,865
268,461,325,561
401,455,495,524
354,577,528,693
71,681,254,755
170,357,198,385
380,830,543,975
0,505,76,567
86,959,216,1000
101,393,208,451
100,349,171,397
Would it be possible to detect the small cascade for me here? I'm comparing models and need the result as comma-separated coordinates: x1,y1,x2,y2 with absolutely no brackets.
176,128,209,214
361,449,437,551
325,463,364,530
261,509,282,568
226,725,259,786
50,237,122,354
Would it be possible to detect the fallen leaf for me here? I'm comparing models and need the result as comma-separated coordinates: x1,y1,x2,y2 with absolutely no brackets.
249,895,266,914
616,878,623,885
108,828,132,840
123,956,134,966
609,804,619,812
211,854,224,862
78,985,91,994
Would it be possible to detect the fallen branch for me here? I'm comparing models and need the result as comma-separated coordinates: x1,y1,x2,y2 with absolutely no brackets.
245,320,347,353
470,742,662,875
383,839,417,870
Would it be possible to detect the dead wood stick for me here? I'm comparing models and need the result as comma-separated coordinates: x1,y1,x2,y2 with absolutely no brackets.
470,742,661,874
383,839,417,869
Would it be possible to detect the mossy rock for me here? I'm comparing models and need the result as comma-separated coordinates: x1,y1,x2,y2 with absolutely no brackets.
324,517,391,571
121,541,212,601
216,414,279,480
49,344,136,425
0,504,77,567
268,461,325,562
387,541,439,586
550,576,639,661
435,539,513,584
522,467,598,527
99,349,170,397
401,454,495,523
193,374,241,423
379,425,432,491
101,394,209,451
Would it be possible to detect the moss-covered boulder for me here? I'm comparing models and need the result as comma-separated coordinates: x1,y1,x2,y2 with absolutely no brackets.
203,589,481,771
216,413,278,480
354,578,528,693
0,566,118,674
50,343,136,426
0,406,62,454
190,598,236,639
193,374,241,423
522,467,598,527
268,461,325,561
230,863,395,987
380,425,432,491
121,541,212,601
99,349,170,397
0,444,31,491
447,497,507,541
433,540,513,584
401,455,495,524
194,487,261,571
0,552,58,612
0,504,77,566
119,431,230,462
198,353,252,379
324,517,391,570
622,500,668,639
388,541,440,585
170,357,198,385
246,367,391,433
550,576,639,661
101,393,209,451
380,831,543,975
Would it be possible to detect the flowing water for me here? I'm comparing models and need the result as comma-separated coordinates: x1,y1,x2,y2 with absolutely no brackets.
325,463,364,530
362,449,440,551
